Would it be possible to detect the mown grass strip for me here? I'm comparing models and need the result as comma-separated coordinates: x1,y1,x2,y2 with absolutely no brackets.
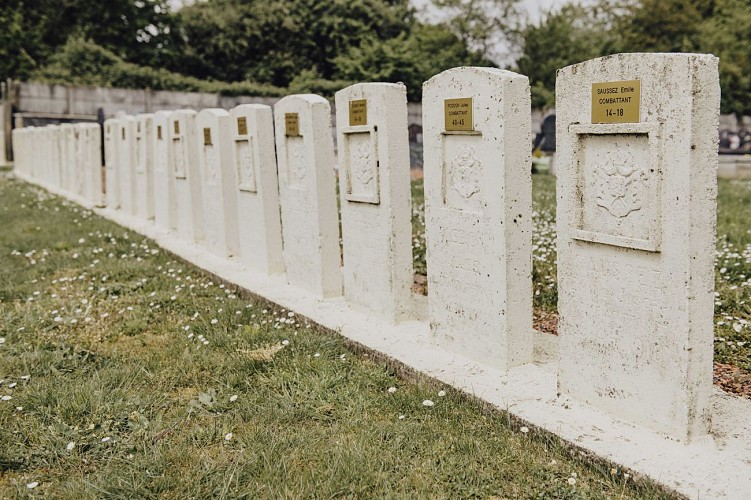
0,174,677,497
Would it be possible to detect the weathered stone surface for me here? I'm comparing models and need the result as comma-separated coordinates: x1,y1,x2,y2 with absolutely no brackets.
335,83,414,322
104,119,121,209
196,108,240,258
170,110,204,243
229,104,284,274
59,123,77,195
134,114,155,220
76,123,103,206
274,94,342,298
152,111,176,232
556,53,719,441
118,116,137,215
422,67,533,371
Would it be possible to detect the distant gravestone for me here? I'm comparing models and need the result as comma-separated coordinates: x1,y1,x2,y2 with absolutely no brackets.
229,104,285,274
104,119,121,209
196,109,240,258
46,126,62,188
422,67,533,370
171,110,204,243
72,124,86,197
11,128,28,179
274,94,342,298
59,124,77,194
335,83,414,322
556,53,719,441
152,110,176,232
77,123,103,206
118,116,137,215
134,114,155,220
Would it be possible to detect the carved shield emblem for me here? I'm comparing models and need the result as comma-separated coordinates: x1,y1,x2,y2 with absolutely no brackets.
594,164,646,218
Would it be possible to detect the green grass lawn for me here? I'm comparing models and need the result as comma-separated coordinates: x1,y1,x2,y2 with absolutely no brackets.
410,175,751,376
0,174,674,497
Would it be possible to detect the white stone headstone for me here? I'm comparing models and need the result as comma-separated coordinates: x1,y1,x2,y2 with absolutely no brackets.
556,53,719,441
229,104,285,274
170,110,204,243
422,67,533,371
118,116,137,215
335,83,414,322
152,110,176,232
43,126,60,187
274,94,342,298
104,119,121,209
72,124,86,197
196,108,240,258
11,128,27,179
59,124,76,194
134,114,155,220
77,123,103,206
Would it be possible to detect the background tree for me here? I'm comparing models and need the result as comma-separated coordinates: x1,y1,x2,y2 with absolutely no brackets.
514,2,619,109
334,24,490,101
174,0,415,87
0,0,177,81
697,0,751,116
430,0,523,63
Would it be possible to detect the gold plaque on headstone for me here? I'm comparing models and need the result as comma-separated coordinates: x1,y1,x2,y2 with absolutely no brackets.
203,128,212,146
591,80,640,124
444,98,473,131
174,120,180,135
349,99,367,126
121,128,126,139
237,117,248,135
157,125,163,140
285,113,300,137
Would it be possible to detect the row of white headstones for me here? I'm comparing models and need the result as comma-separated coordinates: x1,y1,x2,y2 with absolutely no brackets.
12,54,720,443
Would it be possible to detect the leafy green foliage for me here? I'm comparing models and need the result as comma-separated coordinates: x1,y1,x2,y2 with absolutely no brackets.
0,0,177,81
515,3,618,109
334,25,490,101
515,0,751,115
31,38,285,97
695,0,751,117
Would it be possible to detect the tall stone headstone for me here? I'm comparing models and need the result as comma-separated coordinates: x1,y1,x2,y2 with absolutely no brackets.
422,67,533,370
229,104,285,274
59,124,76,194
72,124,86,196
104,119,121,209
196,109,240,258
49,125,62,187
152,110,176,232
170,110,204,243
134,114,155,220
274,94,342,298
335,83,414,322
77,123,103,206
556,53,719,441
11,128,27,178
118,116,137,215
45,126,62,187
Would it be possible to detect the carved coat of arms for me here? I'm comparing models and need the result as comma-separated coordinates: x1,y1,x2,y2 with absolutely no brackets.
205,146,219,184
450,145,481,199
352,142,373,185
238,143,254,186
289,141,307,185
594,164,647,218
